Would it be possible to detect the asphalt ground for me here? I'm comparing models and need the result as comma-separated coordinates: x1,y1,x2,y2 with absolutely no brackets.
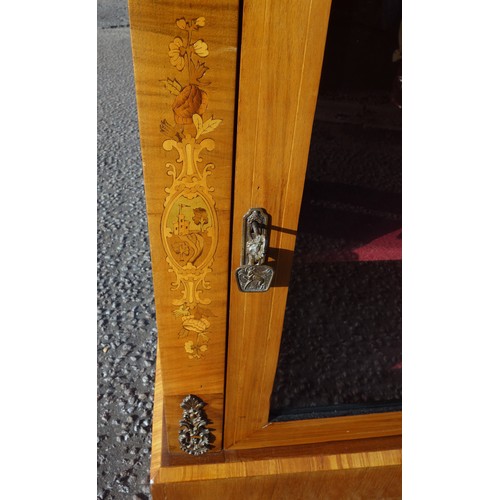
97,2,157,498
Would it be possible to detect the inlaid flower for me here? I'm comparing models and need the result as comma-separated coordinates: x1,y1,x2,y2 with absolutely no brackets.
169,37,187,70
172,84,208,124
182,316,210,334
176,18,187,30
193,40,209,58
164,14,221,360
195,17,206,28
184,340,208,359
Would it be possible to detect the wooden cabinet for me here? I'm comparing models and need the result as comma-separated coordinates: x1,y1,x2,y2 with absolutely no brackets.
129,0,402,497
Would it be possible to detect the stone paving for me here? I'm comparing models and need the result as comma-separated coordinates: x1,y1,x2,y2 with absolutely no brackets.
97,2,157,498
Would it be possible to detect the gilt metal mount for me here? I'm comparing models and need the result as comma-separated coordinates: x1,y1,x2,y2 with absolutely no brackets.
178,394,211,456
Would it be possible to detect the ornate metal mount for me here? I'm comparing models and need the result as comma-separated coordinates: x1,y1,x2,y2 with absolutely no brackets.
235,208,274,292
178,394,211,456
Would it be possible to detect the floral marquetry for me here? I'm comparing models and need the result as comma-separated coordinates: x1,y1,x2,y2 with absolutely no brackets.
130,0,239,459
160,16,223,359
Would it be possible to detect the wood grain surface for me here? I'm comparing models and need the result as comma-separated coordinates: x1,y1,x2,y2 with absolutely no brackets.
129,0,239,453
225,0,333,448
153,466,401,500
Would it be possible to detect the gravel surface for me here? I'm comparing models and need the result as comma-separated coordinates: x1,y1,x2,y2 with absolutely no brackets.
97,18,157,500
98,0,130,29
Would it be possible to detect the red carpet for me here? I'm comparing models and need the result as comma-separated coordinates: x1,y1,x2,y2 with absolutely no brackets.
353,228,401,261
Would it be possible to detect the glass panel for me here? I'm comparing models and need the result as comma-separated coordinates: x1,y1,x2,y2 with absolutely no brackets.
270,0,402,421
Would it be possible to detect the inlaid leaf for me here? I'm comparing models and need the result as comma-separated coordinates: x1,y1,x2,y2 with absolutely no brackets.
164,78,182,95
195,115,222,139
194,61,209,83
160,119,176,137
192,113,203,137
178,328,189,338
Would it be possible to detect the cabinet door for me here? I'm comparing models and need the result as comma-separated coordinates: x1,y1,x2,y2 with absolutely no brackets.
225,0,402,450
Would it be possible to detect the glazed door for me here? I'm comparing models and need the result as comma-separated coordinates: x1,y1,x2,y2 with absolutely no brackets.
224,0,402,450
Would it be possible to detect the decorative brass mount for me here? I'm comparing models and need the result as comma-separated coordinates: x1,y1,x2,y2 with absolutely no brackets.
235,208,274,292
178,394,211,455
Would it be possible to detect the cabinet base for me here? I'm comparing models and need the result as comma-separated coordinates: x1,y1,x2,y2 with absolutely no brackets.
150,350,402,499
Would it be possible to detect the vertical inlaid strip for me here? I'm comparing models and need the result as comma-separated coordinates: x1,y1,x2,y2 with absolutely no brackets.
160,17,222,360
129,0,239,453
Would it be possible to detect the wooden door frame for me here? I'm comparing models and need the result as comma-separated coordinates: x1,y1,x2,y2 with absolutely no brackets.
224,0,402,450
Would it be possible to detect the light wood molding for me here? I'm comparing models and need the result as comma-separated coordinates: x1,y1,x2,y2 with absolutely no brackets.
226,412,402,450
129,0,239,454
155,449,401,484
